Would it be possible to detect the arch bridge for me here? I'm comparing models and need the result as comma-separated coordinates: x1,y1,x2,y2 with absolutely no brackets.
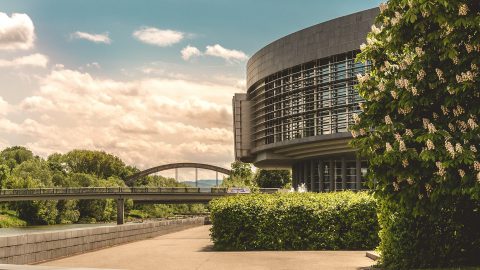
125,163,232,186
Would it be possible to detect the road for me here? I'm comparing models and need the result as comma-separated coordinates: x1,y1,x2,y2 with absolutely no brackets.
40,225,374,270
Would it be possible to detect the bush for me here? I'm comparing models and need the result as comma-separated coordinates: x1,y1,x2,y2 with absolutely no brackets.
209,191,379,251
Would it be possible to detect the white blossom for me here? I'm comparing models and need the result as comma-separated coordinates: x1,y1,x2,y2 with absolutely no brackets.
459,3,469,16
417,69,426,81
436,162,446,176
458,169,465,178
436,68,446,83
393,181,400,191
474,161,480,171
455,143,463,154
405,129,413,137
402,159,409,168
467,118,478,129
445,141,455,158
379,2,388,13
411,87,418,96
427,139,435,150
407,177,414,185
371,25,382,35
399,140,407,152
470,145,477,153
385,115,393,125
385,142,393,152
425,183,433,194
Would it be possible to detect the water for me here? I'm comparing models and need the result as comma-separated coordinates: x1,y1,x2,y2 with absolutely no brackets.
0,223,116,236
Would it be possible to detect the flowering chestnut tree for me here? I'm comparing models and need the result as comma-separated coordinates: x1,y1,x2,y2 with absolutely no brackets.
351,0,480,209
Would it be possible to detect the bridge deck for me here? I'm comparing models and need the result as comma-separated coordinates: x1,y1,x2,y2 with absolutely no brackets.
0,187,279,202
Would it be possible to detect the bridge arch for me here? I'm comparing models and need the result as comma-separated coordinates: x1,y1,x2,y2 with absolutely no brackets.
125,162,231,185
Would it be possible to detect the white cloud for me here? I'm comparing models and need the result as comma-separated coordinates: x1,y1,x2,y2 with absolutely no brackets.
0,53,48,68
133,27,184,47
86,62,101,69
205,44,248,62
0,12,35,50
10,68,237,170
181,45,202,60
0,96,9,115
71,31,111,44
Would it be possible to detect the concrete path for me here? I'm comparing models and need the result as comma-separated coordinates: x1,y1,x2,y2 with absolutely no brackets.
40,226,374,270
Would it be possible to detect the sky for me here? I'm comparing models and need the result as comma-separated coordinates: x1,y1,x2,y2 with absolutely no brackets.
0,0,382,179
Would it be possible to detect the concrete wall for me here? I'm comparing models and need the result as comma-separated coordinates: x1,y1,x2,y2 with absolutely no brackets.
246,8,378,89
0,217,205,265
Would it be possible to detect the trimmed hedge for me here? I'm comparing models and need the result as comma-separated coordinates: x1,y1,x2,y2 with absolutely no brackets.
209,191,379,250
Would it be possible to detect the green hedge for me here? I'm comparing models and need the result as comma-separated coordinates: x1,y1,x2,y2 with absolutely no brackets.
209,191,379,250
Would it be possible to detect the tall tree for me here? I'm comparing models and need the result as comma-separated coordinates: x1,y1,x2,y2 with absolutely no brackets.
350,1,480,268
254,169,291,188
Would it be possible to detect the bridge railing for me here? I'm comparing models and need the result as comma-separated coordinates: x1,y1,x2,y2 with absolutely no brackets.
0,187,209,195
0,187,281,196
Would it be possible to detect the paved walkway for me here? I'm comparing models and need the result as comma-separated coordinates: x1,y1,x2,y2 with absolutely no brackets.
40,226,374,270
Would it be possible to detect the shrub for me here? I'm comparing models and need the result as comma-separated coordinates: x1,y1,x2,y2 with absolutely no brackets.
209,191,378,251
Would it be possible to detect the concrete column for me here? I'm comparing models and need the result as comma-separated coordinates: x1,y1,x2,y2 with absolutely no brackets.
116,198,124,225
318,160,324,192
303,161,310,190
341,157,347,190
356,157,362,191
195,168,198,187
310,160,315,192
175,168,178,181
291,165,295,189
216,171,219,187
329,160,335,191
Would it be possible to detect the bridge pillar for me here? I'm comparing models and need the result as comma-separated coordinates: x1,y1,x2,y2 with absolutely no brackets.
195,168,198,187
117,198,125,225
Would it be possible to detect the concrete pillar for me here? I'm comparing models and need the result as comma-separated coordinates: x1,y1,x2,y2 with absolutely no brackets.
195,168,198,187
175,168,178,181
116,198,124,225
293,164,298,189
318,160,324,192
303,162,309,190
341,157,347,190
310,160,315,192
329,160,335,191
216,171,219,187
356,157,362,191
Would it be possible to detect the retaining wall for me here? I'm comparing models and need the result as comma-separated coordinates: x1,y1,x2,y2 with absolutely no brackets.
0,217,206,265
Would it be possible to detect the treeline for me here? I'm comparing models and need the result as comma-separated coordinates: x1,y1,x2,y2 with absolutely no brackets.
0,146,206,226
221,161,292,189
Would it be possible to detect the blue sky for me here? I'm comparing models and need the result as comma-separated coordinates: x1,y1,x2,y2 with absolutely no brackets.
0,0,381,178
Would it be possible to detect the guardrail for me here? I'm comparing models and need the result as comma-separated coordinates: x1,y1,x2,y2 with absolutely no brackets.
0,187,281,196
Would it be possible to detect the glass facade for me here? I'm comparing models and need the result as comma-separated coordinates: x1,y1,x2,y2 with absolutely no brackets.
248,51,369,148
292,159,368,192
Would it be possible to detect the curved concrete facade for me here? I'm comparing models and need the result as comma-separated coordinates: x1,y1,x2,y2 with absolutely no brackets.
233,8,378,192
246,8,378,89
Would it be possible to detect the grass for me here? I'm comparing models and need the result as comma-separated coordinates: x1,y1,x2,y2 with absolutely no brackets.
0,209,27,228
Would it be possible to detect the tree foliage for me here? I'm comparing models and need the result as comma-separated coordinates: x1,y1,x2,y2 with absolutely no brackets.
350,1,480,268
254,169,291,188
0,147,205,225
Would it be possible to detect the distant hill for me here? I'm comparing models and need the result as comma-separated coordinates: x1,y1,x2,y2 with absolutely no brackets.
182,179,223,188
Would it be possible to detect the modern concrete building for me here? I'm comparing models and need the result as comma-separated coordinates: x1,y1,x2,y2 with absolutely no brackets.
233,8,379,192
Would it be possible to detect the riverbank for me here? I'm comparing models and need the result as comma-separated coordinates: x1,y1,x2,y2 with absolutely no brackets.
41,225,374,270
